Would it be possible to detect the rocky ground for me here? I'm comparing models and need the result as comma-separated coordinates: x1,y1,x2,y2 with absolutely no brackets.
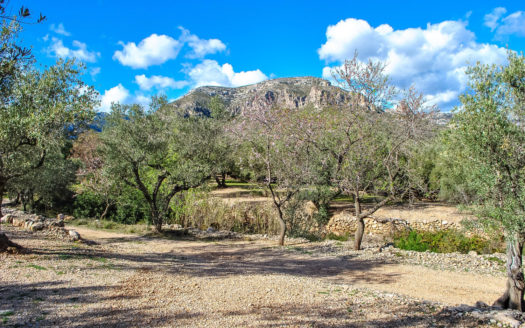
0,224,522,328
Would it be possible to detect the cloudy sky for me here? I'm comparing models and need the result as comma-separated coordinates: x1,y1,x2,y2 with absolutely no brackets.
18,0,525,111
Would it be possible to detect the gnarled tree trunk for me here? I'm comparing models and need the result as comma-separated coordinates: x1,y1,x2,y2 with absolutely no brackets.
353,191,364,250
0,181,5,218
276,206,286,246
494,236,524,311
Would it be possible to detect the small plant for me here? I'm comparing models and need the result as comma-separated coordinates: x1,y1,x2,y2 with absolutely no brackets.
487,256,505,265
1,310,14,324
26,264,47,271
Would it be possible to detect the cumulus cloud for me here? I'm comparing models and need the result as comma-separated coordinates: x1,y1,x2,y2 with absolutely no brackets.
180,28,227,58
113,34,182,69
318,18,508,109
47,37,100,62
187,59,267,88
50,23,71,36
134,74,189,91
98,84,130,112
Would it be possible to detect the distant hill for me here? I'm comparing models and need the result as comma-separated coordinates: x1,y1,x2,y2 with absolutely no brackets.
162,76,453,126
164,77,351,116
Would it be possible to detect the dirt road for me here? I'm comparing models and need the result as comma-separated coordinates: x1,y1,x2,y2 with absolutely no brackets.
0,225,505,327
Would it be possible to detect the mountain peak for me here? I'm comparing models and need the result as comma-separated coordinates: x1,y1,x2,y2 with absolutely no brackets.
167,76,350,115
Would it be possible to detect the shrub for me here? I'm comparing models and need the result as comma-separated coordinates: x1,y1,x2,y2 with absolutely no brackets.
393,229,503,254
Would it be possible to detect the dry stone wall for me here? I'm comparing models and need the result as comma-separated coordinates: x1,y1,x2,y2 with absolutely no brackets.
1,208,80,241
326,211,477,237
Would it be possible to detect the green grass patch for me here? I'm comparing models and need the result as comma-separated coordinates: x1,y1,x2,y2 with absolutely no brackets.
26,264,47,271
487,256,505,265
91,257,108,263
393,230,503,254
1,310,14,324
325,232,350,242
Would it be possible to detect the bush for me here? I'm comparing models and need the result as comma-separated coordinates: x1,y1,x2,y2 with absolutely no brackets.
73,187,150,224
393,229,503,254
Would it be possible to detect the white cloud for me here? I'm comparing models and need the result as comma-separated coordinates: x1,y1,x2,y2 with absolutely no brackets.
90,67,101,80
484,7,525,37
98,85,159,112
113,34,182,69
497,11,525,37
134,74,189,91
484,7,507,31
180,28,227,58
318,18,508,109
47,37,100,63
50,23,71,36
187,59,267,88
98,84,130,112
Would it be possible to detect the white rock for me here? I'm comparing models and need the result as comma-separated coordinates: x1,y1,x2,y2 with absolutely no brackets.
493,312,521,328
68,230,80,241
31,222,44,231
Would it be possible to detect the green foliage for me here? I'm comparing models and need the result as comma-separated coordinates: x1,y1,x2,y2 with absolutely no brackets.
73,187,149,224
440,52,525,236
393,230,503,254
0,17,97,212
325,232,350,242
98,95,212,230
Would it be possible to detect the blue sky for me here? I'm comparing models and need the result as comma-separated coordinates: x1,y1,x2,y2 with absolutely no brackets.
15,0,525,111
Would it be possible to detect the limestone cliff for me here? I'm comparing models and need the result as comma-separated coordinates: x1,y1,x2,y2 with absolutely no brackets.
166,77,351,115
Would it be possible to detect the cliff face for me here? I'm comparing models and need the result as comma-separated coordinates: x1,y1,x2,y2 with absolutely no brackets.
165,76,452,125
166,77,351,115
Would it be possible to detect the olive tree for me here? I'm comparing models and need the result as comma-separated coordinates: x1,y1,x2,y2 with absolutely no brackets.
234,97,320,246
444,52,525,310
307,54,436,250
99,96,212,232
0,59,97,216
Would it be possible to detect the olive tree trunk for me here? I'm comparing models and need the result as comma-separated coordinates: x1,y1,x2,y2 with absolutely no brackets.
353,191,364,250
494,236,525,311
0,181,5,218
276,205,286,246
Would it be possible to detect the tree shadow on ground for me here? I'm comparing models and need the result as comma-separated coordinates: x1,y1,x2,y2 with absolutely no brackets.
0,280,201,327
221,301,488,328
5,226,399,285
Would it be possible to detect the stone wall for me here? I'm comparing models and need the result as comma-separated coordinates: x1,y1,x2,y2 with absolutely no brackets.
326,211,473,237
1,209,80,241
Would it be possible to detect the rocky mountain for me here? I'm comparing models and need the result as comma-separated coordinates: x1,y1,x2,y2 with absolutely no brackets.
165,76,453,125
165,77,351,115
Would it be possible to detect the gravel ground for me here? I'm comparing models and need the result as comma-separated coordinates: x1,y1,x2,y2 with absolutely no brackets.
0,225,510,327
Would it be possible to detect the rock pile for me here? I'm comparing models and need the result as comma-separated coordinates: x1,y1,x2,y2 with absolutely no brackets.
1,209,81,242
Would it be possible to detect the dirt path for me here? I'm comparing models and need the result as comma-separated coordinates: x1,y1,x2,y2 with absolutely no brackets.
1,225,506,327
71,226,504,305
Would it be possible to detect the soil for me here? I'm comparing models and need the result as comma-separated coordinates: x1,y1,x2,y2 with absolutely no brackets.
0,224,506,327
